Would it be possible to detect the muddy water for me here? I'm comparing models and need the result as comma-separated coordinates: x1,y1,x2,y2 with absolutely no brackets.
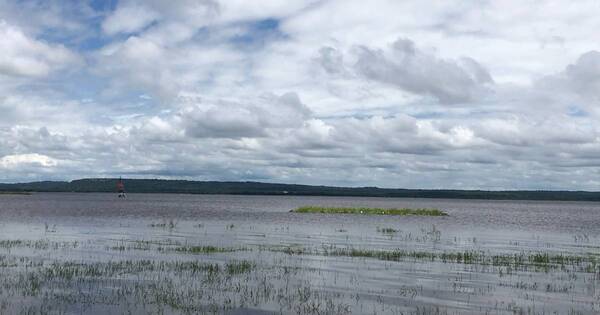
0,193,599,314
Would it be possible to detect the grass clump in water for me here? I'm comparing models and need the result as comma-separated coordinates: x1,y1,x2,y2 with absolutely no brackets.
293,206,447,216
377,227,398,234
172,245,241,254
149,219,177,229
225,260,255,275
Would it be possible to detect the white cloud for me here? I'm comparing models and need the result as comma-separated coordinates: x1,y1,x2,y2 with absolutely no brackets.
0,153,58,168
0,20,79,78
1,1,600,189
102,3,160,35
102,0,219,37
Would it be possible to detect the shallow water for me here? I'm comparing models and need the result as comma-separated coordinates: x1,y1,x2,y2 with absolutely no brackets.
0,193,599,314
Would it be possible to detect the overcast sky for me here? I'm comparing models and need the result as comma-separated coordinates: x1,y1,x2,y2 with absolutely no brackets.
1,0,600,189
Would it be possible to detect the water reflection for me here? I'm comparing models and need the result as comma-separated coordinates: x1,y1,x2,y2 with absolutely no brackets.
0,193,598,314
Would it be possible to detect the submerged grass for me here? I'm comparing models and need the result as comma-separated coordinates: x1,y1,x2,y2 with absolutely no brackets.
1,235,599,314
0,255,355,315
377,227,398,234
293,206,448,216
107,240,245,254
276,245,600,272
0,239,78,250
225,260,255,275
172,245,243,254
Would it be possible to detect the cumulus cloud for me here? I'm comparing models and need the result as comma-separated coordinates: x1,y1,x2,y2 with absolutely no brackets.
0,20,78,78
182,92,311,139
1,1,600,190
537,50,600,104
94,32,245,101
319,38,494,104
0,153,58,168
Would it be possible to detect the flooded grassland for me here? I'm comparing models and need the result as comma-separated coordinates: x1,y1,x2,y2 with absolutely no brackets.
0,193,599,314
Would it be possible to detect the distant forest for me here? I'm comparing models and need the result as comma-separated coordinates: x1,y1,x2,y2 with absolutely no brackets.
0,178,599,201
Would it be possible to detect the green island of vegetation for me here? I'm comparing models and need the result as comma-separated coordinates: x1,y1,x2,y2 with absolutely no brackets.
292,206,448,216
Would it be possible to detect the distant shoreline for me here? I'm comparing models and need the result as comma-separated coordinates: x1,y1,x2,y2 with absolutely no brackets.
0,191,32,195
0,178,599,202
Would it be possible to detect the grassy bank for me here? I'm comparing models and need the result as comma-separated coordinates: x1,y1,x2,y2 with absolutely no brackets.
292,206,448,216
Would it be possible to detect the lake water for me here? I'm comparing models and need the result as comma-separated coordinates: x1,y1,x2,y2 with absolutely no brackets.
0,193,599,314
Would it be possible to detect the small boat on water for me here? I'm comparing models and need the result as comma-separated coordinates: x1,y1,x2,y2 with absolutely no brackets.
117,177,126,198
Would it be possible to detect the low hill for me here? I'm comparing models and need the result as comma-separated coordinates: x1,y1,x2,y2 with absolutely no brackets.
0,178,599,201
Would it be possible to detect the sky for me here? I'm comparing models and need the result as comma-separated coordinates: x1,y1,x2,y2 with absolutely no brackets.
1,0,600,190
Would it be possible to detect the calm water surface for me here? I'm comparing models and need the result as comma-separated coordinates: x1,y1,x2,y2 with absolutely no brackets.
0,193,599,314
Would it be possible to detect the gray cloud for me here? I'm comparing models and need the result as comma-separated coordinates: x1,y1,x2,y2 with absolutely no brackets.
351,38,494,104
1,1,600,191
183,92,311,139
318,46,345,75
537,50,600,103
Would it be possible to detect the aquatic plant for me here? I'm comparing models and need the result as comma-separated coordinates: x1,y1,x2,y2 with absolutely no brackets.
377,227,398,234
172,245,242,254
225,260,255,275
149,219,178,229
275,245,600,273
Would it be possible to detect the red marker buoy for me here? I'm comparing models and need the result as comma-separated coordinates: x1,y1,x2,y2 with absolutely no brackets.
117,177,126,198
